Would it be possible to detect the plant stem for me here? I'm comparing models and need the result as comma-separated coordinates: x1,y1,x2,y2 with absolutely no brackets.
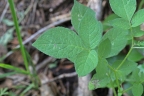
114,27,134,95
116,28,134,70
107,64,115,72
122,86,132,93
8,0,29,73
107,73,117,96
114,72,121,93
132,47,144,49
116,45,133,70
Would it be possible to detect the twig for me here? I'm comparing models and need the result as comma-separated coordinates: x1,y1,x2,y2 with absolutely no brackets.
31,0,38,23
36,57,56,71
41,72,77,84
0,0,9,23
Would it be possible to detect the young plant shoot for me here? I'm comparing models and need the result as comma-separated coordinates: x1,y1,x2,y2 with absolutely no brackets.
33,0,144,96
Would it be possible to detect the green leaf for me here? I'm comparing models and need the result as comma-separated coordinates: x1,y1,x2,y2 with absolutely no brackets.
88,81,96,90
0,28,14,45
75,50,98,76
128,49,143,62
132,83,143,96
132,26,144,37
109,0,136,21
107,53,125,64
102,28,128,57
0,63,28,75
0,88,9,96
131,9,144,27
89,74,110,90
96,58,109,78
0,72,17,78
103,14,119,31
119,60,137,75
129,65,144,83
136,41,144,46
108,68,125,83
2,19,14,26
79,12,102,49
103,14,119,26
89,74,110,89
112,60,137,75
71,0,102,49
71,0,88,32
89,58,110,90
20,83,35,95
32,27,85,62
109,18,131,29
138,64,144,77
108,60,137,83
98,38,111,58
123,83,133,96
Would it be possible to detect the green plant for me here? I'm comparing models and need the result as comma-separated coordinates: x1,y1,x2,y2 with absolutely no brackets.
0,0,39,94
0,88,9,96
33,0,144,96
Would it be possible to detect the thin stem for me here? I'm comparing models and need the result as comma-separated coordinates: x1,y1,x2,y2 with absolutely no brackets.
107,73,117,96
114,27,134,96
116,45,133,70
107,64,115,72
114,72,121,93
8,0,29,72
107,61,120,96
122,86,132,93
116,28,134,70
113,88,117,96
132,47,144,49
